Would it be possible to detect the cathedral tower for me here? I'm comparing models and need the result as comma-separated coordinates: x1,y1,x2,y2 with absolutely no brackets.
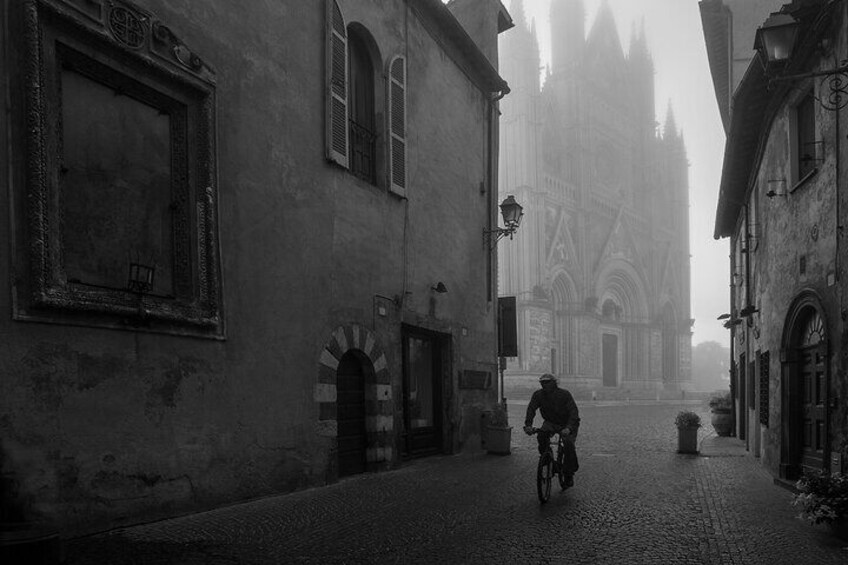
551,0,585,75
499,3,693,396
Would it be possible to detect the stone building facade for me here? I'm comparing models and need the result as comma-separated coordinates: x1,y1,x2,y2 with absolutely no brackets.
498,0,692,395
0,0,512,536
702,0,848,478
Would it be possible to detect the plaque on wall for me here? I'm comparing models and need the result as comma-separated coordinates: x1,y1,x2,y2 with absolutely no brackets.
460,370,491,390
17,0,223,338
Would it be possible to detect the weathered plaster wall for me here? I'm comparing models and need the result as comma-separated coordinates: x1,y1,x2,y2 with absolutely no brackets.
734,32,844,474
0,0,501,535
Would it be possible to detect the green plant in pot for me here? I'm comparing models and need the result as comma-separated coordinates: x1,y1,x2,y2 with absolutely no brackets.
708,391,733,437
792,470,848,540
675,410,701,454
675,410,701,429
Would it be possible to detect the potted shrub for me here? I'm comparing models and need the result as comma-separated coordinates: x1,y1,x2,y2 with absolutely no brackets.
792,470,848,540
708,391,733,437
675,410,701,454
482,402,512,455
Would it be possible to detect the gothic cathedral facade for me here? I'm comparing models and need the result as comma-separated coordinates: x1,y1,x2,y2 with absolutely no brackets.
499,0,692,393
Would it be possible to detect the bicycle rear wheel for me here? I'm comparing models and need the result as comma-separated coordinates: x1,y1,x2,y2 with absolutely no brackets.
536,452,552,503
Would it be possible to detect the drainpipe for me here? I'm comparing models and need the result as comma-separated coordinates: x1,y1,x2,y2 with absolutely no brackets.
744,204,752,311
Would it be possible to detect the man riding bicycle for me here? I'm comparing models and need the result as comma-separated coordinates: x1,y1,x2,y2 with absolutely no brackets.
523,373,580,487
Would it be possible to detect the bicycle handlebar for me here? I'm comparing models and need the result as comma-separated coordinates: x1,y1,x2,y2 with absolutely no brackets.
526,427,569,436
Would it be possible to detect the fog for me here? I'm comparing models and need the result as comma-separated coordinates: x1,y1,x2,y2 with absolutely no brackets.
503,0,729,347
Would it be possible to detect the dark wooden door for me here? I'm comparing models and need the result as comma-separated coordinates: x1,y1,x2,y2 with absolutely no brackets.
738,353,746,441
602,334,617,387
800,345,826,472
337,352,366,477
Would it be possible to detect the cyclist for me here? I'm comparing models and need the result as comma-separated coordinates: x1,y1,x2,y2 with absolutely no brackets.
523,373,580,487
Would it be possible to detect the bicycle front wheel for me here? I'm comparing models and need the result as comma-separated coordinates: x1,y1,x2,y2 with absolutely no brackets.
537,453,552,503
557,447,568,490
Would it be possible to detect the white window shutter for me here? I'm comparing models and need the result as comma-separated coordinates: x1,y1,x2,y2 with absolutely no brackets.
326,0,348,168
388,56,407,195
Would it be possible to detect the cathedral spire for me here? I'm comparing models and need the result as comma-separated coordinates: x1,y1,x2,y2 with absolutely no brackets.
585,0,624,64
550,0,585,73
663,101,679,140
663,102,687,156
628,18,650,62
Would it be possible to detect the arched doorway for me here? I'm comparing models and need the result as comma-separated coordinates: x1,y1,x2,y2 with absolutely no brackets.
595,261,650,387
661,303,678,384
337,350,369,477
552,272,578,376
601,298,621,387
781,295,829,480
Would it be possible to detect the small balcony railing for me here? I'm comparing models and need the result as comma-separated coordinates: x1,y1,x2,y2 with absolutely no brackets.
349,119,376,185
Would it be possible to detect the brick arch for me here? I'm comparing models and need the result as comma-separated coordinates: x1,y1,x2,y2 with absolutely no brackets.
315,324,394,469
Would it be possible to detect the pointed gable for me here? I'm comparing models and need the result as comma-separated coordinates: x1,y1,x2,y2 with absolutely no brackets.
660,247,682,300
594,206,646,275
546,206,580,271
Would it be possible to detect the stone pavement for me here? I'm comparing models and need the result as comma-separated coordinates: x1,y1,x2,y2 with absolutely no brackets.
63,403,848,564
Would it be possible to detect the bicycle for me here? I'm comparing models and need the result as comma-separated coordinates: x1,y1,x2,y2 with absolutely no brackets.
530,427,571,503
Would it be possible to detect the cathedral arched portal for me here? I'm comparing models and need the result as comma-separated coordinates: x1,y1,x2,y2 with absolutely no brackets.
661,301,679,384
551,270,579,377
595,261,650,387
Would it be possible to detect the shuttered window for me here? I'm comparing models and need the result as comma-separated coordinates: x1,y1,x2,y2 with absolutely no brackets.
388,56,407,196
326,0,348,168
796,92,816,180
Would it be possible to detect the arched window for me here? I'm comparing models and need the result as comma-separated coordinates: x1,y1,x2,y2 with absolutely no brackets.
347,29,376,184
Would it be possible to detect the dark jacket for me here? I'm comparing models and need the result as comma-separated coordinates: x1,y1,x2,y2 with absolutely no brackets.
524,386,580,431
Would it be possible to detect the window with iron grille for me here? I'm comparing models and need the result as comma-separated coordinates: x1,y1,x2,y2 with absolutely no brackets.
348,31,376,184
759,351,770,427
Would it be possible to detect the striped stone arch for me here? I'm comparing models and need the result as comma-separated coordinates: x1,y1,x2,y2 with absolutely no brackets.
315,324,394,467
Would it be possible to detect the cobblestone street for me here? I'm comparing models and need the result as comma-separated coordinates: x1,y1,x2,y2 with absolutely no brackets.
64,403,848,564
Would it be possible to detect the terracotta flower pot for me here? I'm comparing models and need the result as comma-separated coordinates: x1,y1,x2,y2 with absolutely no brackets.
710,409,733,437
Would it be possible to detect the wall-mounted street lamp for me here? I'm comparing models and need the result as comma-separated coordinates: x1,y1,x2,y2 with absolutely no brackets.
755,13,799,66
756,10,848,110
740,305,760,318
483,195,524,248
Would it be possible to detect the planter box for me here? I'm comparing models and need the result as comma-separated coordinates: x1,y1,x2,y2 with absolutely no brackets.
677,426,699,454
483,426,512,455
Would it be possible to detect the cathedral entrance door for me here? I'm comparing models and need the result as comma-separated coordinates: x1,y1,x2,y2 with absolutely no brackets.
602,334,618,387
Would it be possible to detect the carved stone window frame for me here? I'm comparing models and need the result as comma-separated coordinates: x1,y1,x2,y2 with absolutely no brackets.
17,0,224,338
